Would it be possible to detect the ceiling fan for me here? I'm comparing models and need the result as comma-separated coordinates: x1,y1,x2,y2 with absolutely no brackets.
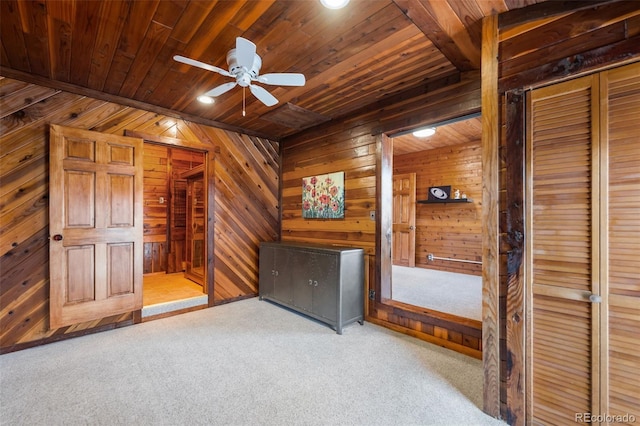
174,37,306,110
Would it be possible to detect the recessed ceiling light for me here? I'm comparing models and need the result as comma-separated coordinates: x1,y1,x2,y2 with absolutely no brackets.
197,95,214,104
412,127,436,138
320,0,350,9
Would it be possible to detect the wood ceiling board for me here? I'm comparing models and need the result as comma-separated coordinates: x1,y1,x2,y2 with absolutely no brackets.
0,0,555,140
393,116,482,156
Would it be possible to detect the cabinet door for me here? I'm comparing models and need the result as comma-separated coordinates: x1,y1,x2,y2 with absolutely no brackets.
259,245,276,298
273,247,296,304
292,250,313,311
311,252,338,321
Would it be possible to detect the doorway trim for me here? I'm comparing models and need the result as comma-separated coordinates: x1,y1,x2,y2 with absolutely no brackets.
372,107,485,360
125,130,216,307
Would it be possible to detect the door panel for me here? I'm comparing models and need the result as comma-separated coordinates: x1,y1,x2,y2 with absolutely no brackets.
49,124,143,329
392,173,416,266
528,75,598,423
601,63,640,420
185,172,205,285
311,252,338,321
528,62,640,425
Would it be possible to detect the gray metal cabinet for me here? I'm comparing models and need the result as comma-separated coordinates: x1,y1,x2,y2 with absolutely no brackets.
259,242,364,334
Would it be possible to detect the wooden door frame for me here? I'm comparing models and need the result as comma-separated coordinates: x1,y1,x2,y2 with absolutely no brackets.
375,109,486,346
125,130,216,307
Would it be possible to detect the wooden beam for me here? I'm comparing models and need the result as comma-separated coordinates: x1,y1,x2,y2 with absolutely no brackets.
393,0,479,71
0,66,276,141
504,89,526,426
498,0,618,30
481,13,501,420
499,34,640,92
377,133,393,301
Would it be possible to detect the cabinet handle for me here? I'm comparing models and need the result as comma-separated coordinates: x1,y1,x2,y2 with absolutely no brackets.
308,279,313,286
275,270,278,276
314,280,318,287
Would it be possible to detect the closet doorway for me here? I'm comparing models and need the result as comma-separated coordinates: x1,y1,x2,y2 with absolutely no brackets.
140,143,208,318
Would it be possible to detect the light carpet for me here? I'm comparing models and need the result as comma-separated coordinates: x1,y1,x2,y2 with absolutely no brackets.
0,297,504,426
392,266,482,321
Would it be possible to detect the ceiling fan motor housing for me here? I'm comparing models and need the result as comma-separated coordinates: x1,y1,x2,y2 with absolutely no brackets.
227,49,262,87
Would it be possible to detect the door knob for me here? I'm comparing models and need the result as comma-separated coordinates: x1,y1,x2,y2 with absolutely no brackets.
51,234,63,241
589,294,602,303
409,225,414,230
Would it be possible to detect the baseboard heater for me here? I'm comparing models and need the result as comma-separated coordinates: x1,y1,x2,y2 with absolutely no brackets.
427,253,482,265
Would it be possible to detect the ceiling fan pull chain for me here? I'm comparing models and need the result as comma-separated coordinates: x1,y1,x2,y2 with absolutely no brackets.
243,87,246,117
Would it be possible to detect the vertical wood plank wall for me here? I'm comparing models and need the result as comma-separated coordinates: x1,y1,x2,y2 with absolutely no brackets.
394,141,482,275
281,75,483,358
492,4,640,424
0,77,278,352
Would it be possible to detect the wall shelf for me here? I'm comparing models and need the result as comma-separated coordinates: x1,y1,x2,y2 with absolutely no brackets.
417,198,473,204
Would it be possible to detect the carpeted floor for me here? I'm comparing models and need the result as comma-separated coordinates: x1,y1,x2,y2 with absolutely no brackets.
0,297,504,426
392,266,482,320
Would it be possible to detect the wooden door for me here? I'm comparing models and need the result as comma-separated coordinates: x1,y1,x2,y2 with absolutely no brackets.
528,75,599,424
600,63,640,421
527,62,640,425
184,170,205,286
49,124,143,329
392,173,416,266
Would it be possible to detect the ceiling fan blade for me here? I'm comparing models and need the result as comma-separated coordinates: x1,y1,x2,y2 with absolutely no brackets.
257,73,306,86
249,84,278,107
173,55,232,77
235,37,256,71
203,82,237,97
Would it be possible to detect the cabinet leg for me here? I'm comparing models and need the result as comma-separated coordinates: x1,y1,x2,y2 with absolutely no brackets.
358,320,364,325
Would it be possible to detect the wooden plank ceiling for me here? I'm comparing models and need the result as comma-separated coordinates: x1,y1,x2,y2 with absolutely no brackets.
0,0,547,141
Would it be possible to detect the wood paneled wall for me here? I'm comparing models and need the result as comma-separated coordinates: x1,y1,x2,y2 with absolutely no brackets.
490,3,640,424
282,73,483,358
394,141,482,275
0,76,278,353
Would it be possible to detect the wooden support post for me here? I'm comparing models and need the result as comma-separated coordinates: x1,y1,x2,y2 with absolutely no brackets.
481,13,501,420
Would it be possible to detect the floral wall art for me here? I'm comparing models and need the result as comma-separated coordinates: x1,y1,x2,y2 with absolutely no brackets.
302,172,345,219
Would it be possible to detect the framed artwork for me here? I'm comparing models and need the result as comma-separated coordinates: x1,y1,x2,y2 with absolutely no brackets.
302,171,345,219
427,185,451,201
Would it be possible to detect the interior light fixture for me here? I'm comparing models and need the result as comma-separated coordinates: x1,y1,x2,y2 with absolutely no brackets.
412,127,436,138
197,95,214,104
320,0,350,9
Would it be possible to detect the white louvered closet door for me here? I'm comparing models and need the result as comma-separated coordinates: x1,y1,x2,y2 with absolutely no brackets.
527,61,639,426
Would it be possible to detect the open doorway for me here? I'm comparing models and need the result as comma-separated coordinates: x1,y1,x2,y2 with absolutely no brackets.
140,143,208,318
388,114,483,321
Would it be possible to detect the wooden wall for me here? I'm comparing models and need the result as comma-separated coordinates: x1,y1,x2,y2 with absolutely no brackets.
490,3,640,424
394,141,482,275
282,73,483,358
0,76,278,353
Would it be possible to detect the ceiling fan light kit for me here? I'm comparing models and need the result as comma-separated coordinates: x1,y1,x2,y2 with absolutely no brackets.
174,37,306,112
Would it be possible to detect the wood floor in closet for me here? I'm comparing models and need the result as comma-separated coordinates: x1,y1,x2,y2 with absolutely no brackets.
143,273,204,306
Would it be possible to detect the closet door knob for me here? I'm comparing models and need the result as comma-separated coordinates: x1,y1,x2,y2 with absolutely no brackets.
589,294,602,303
51,234,63,241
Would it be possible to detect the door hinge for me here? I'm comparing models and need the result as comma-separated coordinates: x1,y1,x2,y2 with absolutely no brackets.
369,289,375,300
